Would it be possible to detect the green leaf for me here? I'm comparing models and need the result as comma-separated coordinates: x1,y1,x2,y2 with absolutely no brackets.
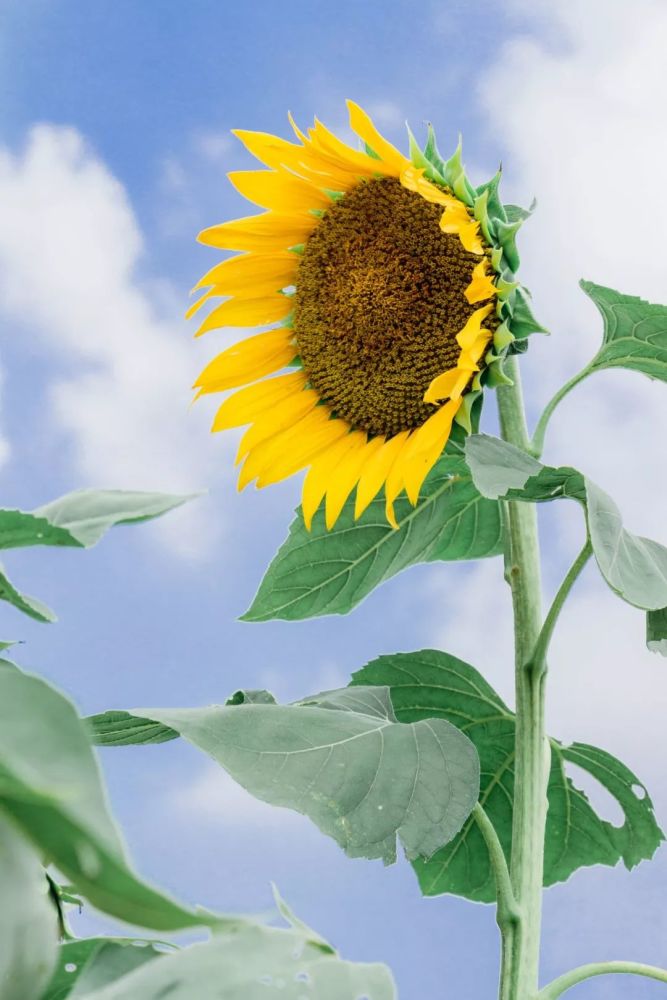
351,650,664,901
79,923,396,1000
647,607,667,655
40,938,168,1000
0,563,57,622
85,711,179,747
504,201,535,224
242,455,503,621
508,287,549,340
0,664,221,931
465,434,667,611
582,280,667,382
0,814,58,1000
0,489,198,551
104,692,480,865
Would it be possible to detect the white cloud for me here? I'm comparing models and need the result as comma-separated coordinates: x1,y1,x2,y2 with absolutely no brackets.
0,125,236,557
426,0,667,800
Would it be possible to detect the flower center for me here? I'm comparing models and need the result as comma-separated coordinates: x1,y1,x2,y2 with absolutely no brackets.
293,176,492,437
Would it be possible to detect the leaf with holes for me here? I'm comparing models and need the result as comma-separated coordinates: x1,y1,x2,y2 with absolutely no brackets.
78,923,396,1000
40,938,169,1000
582,280,667,382
96,688,480,864
466,434,667,611
351,650,663,901
242,455,503,622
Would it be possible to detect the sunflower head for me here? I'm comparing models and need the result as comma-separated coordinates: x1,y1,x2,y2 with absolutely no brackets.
189,101,543,529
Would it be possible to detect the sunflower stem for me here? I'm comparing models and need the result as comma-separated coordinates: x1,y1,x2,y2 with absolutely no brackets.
529,365,592,457
496,355,548,1000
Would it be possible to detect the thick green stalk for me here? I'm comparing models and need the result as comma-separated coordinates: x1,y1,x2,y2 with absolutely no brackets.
496,356,549,999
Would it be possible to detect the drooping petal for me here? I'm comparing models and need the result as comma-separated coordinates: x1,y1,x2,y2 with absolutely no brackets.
400,399,462,505
464,260,497,304
195,295,293,336
384,432,415,528
400,165,461,207
238,408,347,489
194,329,296,395
198,212,317,251
354,430,410,520
456,304,494,365
236,389,319,463
211,371,307,432
228,170,332,214
302,432,362,530
324,434,384,529
347,101,410,173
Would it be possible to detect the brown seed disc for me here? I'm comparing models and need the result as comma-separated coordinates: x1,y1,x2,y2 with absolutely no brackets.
293,176,495,437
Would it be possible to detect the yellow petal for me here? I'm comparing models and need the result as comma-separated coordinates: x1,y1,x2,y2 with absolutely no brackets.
355,430,410,520
194,329,295,395
236,389,319,463
302,432,361,530
195,295,293,336
211,371,307,432
346,100,410,173
400,165,460,207
457,219,485,255
232,129,304,170
192,252,298,297
401,399,462,505
308,118,398,178
456,303,494,352
198,212,317,252
233,127,353,189
465,260,497,304
324,434,384,529
384,432,415,528
439,202,471,232
228,170,332,214
238,407,346,489
423,365,476,404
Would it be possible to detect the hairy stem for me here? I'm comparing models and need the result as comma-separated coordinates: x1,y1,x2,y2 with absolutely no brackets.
529,365,592,458
537,961,667,999
496,356,548,999
473,804,520,998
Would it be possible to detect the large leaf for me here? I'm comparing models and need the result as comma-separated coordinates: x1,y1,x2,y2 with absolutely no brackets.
465,434,667,611
352,650,664,901
0,814,58,1000
80,924,396,1000
0,662,220,931
582,280,667,382
0,490,197,551
243,455,503,622
40,938,168,1000
93,688,480,865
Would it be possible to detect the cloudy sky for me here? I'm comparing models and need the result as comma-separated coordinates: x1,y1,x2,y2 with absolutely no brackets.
1,1,666,996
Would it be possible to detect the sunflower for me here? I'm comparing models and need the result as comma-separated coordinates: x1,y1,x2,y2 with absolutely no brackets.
189,101,537,529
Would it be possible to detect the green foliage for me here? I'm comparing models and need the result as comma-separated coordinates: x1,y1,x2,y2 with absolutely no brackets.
646,606,667,655
0,662,217,931
242,455,503,622
0,490,197,622
582,280,667,381
0,813,59,1000
41,938,168,1000
351,651,663,902
69,924,396,1000
89,687,480,865
465,434,667,610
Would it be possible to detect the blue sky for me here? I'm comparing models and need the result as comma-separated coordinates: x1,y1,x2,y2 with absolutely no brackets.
1,1,666,996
